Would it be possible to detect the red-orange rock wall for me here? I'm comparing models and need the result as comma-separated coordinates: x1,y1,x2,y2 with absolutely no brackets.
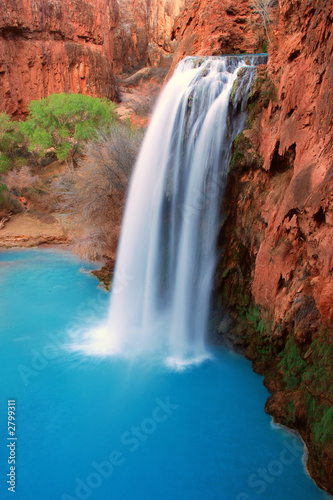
112,0,184,71
0,0,265,116
215,2,333,491
0,0,120,116
0,0,188,116
170,0,265,71
252,0,333,326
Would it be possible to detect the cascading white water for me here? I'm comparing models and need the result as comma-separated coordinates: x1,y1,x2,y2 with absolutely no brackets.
79,55,267,364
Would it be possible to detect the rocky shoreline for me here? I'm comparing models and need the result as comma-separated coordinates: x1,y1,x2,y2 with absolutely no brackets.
0,213,69,249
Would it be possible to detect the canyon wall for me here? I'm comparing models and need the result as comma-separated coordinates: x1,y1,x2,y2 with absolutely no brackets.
253,0,333,327
215,0,333,493
0,0,187,116
113,0,184,71
0,0,120,116
0,0,264,116
170,0,264,70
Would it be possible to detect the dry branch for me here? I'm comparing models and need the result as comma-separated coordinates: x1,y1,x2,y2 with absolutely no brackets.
0,212,11,230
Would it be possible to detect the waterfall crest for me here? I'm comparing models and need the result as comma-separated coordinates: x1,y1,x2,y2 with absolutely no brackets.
85,55,267,364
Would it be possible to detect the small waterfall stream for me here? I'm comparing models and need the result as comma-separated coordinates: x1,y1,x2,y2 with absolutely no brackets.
93,55,267,364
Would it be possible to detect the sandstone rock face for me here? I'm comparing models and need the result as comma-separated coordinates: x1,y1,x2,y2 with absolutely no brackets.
0,0,120,116
252,0,333,327
216,0,333,493
114,0,184,71
0,0,266,117
0,0,186,116
0,0,268,116
170,0,265,70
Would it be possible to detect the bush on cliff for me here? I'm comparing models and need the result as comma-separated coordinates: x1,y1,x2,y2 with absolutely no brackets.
20,93,117,171
0,112,23,174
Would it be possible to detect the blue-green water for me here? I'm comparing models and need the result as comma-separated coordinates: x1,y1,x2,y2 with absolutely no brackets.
0,249,329,500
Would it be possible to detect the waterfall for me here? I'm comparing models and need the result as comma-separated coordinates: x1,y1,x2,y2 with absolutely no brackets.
82,55,267,364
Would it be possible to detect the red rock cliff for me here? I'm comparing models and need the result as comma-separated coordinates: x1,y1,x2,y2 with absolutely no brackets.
215,0,333,493
253,0,333,327
170,0,265,70
0,0,122,116
113,0,184,71
0,0,188,116
0,0,265,116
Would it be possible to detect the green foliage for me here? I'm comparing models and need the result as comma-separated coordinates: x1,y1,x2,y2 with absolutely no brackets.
262,41,268,53
302,335,333,449
221,265,233,279
229,132,251,170
0,113,22,151
230,68,248,105
0,112,23,173
305,393,317,418
0,182,8,203
239,304,268,338
275,332,333,448
0,112,11,138
278,338,306,388
313,407,333,444
245,305,261,328
261,80,276,108
21,93,117,164
246,69,276,128
0,182,16,212
288,400,296,421
230,151,245,168
302,336,333,399
0,154,10,174
238,302,278,368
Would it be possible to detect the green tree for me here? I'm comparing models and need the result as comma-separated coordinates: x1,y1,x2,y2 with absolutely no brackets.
20,93,117,170
0,113,23,174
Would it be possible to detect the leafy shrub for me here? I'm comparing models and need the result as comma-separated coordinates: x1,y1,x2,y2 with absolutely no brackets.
0,112,23,173
313,407,333,444
0,154,10,174
20,93,117,168
0,183,8,205
278,338,306,388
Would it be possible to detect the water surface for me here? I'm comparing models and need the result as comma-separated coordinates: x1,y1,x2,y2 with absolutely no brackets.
0,249,329,500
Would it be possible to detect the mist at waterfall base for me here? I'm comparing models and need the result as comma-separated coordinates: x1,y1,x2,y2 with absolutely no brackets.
0,249,330,500
74,55,266,366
